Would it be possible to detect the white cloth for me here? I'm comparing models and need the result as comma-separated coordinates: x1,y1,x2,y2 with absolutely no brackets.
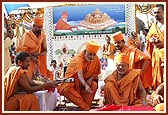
49,66,59,74
34,89,58,111
106,59,116,71
4,37,13,73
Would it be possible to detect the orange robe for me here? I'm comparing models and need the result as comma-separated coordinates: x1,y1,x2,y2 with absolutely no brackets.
16,30,46,79
55,19,72,30
104,69,142,105
38,55,54,80
57,51,101,110
119,45,152,88
4,65,40,111
38,46,54,80
146,23,164,90
102,43,115,59
128,37,140,49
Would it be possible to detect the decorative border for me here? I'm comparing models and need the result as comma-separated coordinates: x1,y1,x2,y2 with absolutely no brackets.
125,4,136,37
44,6,54,66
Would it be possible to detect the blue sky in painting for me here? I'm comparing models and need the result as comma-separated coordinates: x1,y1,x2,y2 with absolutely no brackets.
53,4,125,24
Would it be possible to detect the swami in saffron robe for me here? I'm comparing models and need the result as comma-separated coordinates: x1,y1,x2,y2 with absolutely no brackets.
146,23,164,90
16,30,46,79
4,66,40,111
118,45,153,89
57,51,101,110
104,69,143,105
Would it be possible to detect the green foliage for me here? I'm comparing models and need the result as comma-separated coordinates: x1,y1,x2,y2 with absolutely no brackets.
68,49,76,55
54,49,63,55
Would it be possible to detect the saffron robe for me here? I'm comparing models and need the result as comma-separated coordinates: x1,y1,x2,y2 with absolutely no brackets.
104,69,143,105
4,66,40,111
146,23,164,90
55,19,72,31
58,51,101,110
38,46,54,80
16,30,46,79
119,45,152,88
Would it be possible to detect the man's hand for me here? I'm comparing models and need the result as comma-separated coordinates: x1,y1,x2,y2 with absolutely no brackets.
153,94,164,106
84,84,93,93
31,56,38,63
46,80,58,88
154,41,164,48
72,26,80,32
149,37,164,48
86,77,93,87
31,52,39,57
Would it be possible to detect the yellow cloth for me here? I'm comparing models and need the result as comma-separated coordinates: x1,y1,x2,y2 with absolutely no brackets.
111,31,124,41
4,37,13,74
151,48,164,90
158,48,164,62
57,51,101,110
33,16,44,26
16,30,46,79
104,69,142,105
4,65,40,111
146,23,164,90
118,45,152,88
86,40,100,53
114,53,129,64
102,43,115,59
155,103,164,111
146,23,164,57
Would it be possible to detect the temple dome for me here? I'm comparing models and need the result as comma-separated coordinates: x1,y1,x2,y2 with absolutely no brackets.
79,8,117,30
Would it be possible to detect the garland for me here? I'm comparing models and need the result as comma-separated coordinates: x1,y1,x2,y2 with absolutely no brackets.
135,4,155,14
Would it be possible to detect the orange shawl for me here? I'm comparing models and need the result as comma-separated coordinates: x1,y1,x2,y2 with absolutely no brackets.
104,69,142,105
39,57,54,80
120,45,152,88
38,46,54,80
4,66,40,111
58,51,101,94
16,30,46,78
55,19,72,30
